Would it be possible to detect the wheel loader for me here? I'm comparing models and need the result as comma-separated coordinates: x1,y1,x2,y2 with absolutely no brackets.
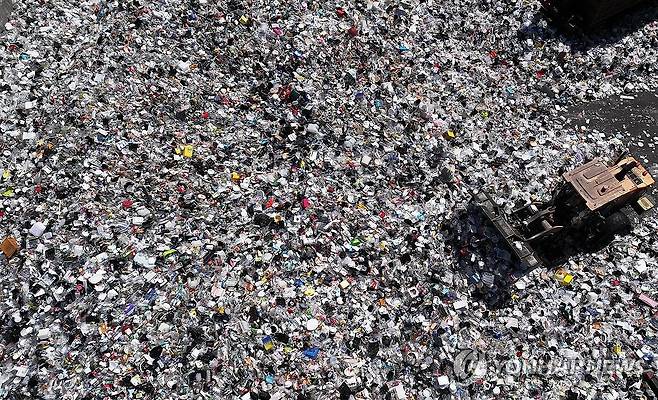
474,154,655,269
541,0,647,28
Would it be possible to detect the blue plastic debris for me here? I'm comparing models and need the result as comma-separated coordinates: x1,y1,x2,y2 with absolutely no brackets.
124,303,136,315
303,347,320,359
262,336,274,350
145,288,158,301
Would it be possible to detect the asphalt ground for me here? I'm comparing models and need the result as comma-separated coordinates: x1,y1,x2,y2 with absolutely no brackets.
566,91,658,166
0,0,12,29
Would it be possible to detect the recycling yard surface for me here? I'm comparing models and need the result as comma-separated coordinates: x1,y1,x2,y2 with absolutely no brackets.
1,1,658,399
0,1,12,30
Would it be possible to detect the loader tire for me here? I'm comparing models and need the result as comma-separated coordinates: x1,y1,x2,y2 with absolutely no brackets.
602,211,633,237
584,210,633,251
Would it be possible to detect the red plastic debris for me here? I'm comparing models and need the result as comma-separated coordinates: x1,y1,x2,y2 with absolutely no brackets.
201,111,209,119
536,70,545,79
347,26,358,37
34,184,42,193
278,85,292,101
122,199,133,209
301,198,311,209
336,7,346,17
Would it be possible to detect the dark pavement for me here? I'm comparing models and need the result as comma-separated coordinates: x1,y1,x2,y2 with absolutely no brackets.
0,0,11,29
566,91,658,165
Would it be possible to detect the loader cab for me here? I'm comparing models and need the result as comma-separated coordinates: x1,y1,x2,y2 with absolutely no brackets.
561,156,654,214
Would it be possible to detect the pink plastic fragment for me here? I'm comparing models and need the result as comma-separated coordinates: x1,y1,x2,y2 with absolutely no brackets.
637,293,658,309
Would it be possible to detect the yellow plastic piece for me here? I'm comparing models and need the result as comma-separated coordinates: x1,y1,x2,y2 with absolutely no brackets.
2,170,10,180
562,274,574,285
183,145,194,158
304,287,316,296
444,130,456,140
231,172,241,181
612,343,622,355
263,341,274,351
239,15,249,25
162,249,177,257
554,268,567,281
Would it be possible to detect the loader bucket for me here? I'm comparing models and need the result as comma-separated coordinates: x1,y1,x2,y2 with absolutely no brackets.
473,192,544,269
